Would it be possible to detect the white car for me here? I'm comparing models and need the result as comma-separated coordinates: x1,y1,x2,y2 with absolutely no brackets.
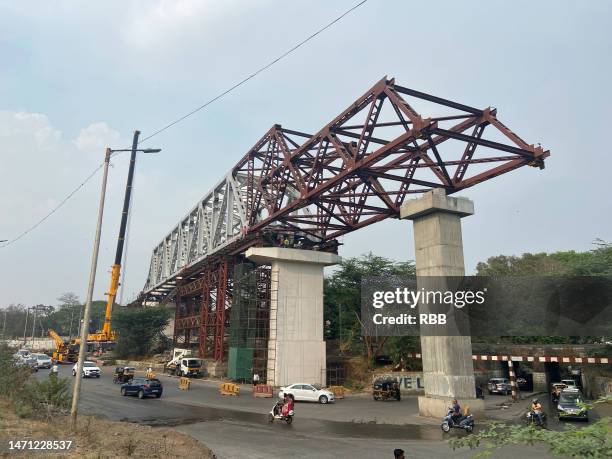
33,353,52,369
72,361,101,378
279,383,335,404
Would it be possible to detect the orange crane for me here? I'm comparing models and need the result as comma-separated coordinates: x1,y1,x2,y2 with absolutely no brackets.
48,328,79,363
88,134,145,345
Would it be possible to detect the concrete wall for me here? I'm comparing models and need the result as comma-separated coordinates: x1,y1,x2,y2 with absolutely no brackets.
3,338,56,351
372,372,425,394
582,375,612,399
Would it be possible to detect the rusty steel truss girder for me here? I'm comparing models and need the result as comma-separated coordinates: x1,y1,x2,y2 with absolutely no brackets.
144,76,549,299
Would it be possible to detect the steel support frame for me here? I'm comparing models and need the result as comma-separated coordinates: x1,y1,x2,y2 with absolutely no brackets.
144,76,550,308
170,257,233,362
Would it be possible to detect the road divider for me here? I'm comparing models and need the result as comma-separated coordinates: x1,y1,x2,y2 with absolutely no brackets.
179,377,191,390
252,384,273,398
219,382,240,396
329,386,345,399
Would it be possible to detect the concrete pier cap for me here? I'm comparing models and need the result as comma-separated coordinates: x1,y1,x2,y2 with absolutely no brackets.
245,247,341,387
400,188,484,418
245,247,341,266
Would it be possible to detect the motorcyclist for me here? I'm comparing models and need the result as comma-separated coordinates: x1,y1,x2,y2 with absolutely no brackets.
281,393,295,417
450,398,462,424
531,398,543,425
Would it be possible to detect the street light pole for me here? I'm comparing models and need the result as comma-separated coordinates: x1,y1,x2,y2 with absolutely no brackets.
69,133,161,430
22,307,29,346
2,309,7,339
31,308,37,347
70,147,111,431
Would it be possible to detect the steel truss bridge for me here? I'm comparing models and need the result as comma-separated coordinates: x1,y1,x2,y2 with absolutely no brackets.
139,76,549,361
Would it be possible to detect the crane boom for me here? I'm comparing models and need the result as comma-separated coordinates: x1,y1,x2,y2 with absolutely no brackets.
89,131,140,343
48,328,64,348
48,328,79,363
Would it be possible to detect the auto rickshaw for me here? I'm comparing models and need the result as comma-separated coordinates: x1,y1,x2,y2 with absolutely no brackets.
372,376,401,401
113,366,135,384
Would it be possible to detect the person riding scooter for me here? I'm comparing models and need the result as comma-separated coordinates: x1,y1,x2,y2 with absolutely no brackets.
450,399,462,424
281,393,295,417
269,393,295,424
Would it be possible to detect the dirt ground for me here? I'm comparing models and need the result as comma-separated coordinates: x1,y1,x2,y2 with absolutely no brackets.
0,399,215,458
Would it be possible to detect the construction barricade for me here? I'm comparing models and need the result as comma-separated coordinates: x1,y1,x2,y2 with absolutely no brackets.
252,384,273,398
329,386,345,399
179,377,191,390
146,370,156,379
219,382,240,396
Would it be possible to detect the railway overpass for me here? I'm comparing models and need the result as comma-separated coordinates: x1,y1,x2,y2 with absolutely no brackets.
137,76,549,415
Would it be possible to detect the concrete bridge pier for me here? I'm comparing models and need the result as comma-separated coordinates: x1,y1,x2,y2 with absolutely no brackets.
401,188,484,417
245,247,341,387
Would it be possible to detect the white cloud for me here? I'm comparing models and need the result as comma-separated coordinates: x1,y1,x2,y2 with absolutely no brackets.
0,111,62,150
72,121,123,153
0,110,132,305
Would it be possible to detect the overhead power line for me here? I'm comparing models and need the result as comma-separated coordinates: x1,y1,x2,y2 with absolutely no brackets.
0,0,368,248
0,162,104,249
0,151,124,250
139,0,368,143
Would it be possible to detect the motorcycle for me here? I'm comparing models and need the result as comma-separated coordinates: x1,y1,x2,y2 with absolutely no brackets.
268,400,294,425
526,410,547,428
441,409,474,433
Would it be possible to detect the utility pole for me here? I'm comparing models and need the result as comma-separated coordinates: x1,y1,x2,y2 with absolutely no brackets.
2,309,7,339
70,132,160,430
70,147,111,431
95,132,160,342
22,307,29,346
31,308,37,347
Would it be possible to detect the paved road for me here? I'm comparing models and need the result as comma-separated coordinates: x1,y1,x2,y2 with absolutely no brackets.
34,368,574,458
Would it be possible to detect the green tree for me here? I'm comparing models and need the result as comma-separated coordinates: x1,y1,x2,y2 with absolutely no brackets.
112,306,171,358
57,292,80,338
324,253,415,362
44,300,107,337
474,241,611,345
476,240,612,277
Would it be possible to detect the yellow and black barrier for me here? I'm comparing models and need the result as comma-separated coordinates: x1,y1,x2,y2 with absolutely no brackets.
179,377,191,390
329,385,345,399
219,382,240,396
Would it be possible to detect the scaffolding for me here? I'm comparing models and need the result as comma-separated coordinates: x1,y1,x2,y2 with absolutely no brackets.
227,262,271,383
172,257,234,360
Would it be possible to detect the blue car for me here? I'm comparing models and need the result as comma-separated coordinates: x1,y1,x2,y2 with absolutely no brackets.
120,377,163,399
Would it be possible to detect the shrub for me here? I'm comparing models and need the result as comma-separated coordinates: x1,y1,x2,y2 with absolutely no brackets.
13,374,72,420
0,343,31,398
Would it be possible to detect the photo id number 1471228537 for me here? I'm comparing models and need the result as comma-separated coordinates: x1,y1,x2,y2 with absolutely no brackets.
8,440,73,450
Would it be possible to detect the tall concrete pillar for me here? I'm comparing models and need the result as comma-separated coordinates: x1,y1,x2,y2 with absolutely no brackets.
245,247,341,387
400,188,484,417
532,363,549,392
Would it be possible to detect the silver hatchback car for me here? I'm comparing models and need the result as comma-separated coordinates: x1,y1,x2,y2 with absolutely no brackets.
487,378,511,395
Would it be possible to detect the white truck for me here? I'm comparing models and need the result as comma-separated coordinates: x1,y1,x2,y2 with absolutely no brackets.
164,348,204,377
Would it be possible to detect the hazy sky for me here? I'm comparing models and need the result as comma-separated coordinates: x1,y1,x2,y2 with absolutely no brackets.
1,0,611,307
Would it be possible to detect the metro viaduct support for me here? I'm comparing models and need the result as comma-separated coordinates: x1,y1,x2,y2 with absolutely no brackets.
401,188,484,417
